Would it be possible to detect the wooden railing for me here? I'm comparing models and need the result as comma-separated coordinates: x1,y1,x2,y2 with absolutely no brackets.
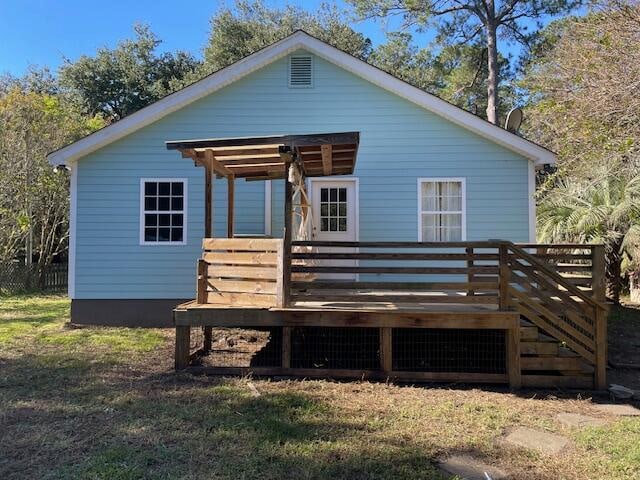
290,240,503,306
196,238,607,387
506,243,607,388
197,238,284,308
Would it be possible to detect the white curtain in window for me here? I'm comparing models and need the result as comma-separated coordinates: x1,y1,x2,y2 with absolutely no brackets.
421,180,463,241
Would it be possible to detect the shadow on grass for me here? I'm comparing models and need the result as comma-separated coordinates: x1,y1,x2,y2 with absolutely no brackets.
0,353,448,480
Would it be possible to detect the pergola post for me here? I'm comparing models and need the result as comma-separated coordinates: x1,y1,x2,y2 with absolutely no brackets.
282,154,293,308
204,163,213,238
203,162,213,353
227,174,235,238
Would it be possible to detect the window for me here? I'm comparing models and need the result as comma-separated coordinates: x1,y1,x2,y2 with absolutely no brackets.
320,186,347,232
289,55,313,88
140,179,187,245
418,178,465,241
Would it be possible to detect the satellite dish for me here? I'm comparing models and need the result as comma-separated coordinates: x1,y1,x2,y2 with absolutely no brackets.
505,107,523,133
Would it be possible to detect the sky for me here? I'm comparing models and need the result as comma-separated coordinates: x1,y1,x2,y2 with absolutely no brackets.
0,0,562,77
0,0,403,76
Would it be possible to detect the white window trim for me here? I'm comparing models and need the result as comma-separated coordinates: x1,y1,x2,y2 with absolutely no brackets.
417,177,467,242
288,54,314,88
139,178,188,246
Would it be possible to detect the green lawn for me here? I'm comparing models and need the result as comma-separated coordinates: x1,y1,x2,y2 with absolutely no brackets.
0,295,639,479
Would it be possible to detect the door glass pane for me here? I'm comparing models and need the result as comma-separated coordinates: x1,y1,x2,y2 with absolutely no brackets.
319,186,347,233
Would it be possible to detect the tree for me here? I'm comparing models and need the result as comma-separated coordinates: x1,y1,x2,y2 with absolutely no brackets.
537,173,640,303
521,1,640,180
348,0,583,124
59,24,200,121
0,79,104,281
203,0,372,73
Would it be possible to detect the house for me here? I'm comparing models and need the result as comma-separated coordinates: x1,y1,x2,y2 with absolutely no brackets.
48,31,606,389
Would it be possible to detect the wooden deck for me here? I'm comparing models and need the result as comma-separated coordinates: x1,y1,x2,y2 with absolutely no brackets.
173,238,607,389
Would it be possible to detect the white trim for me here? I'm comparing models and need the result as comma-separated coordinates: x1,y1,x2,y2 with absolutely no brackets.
307,177,360,241
264,180,272,236
139,178,188,246
528,162,536,242
47,31,555,166
417,177,467,242
68,163,77,299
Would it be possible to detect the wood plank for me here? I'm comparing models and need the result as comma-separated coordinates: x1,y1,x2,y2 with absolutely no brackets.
207,278,277,294
291,266,498,275
174,307,518,329
521,356,588,371
499,243,509,311
521,374,593,389
184,366,508,384
520,341,559,356
175,326,191,370
203,237,280,251
290,252,499,261
290,281,499,291
292,240,502,248
203,252,278,266
276,240,285,308
207,265,278,280
291,293,498,304
520,325,539,341
594,304,607,390
205,291,277,307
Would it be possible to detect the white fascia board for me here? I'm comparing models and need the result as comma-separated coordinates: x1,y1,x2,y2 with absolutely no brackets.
47,31,555,166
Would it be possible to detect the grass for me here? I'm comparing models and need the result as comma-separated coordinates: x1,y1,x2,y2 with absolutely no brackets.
1,295,639,479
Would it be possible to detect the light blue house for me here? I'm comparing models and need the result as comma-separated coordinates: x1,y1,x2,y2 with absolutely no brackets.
47,31,555,326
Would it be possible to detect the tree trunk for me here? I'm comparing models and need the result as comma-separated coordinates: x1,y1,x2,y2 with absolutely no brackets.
485,1,499,125
605,236,624,304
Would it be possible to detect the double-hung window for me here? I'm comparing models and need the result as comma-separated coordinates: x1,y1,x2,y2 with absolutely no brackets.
419,178,466,241
140,178,187,245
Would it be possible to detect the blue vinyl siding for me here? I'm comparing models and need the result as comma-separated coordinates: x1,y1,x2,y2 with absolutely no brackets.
74,49,530,299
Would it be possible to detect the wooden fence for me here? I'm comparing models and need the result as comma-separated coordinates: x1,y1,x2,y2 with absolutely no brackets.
0,263,68,294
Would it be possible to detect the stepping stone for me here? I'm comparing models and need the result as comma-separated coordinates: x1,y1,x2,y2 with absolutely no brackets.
593,403,640,416
556,413,606,428
438,454,507,480
504,427,569,455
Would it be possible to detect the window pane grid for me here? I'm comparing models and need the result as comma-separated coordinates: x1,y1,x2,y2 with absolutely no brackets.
143,181,185,243
320,187,347,232
420,180,463,242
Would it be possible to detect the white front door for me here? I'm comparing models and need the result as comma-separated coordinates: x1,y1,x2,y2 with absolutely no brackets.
310,179,358,279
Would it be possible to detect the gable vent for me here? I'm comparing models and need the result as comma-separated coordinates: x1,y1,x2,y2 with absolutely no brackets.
289,55,313,88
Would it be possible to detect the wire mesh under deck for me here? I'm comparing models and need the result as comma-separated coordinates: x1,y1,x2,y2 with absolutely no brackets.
195,326,506,376
392,329,506,374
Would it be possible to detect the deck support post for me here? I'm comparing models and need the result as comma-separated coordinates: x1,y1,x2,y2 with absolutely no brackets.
506,319,521,389
591,245,607,390
380,327,392,375
282,326,291,368
466,247,475,296
203,164,213,353
498,243,510,311
175,326,191,370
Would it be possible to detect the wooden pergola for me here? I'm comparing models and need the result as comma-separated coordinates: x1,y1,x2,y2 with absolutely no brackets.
166,132,359,239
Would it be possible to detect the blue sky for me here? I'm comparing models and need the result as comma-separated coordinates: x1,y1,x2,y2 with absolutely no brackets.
0,0,556,77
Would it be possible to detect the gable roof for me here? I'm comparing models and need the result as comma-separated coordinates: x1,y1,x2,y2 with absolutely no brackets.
47,30,555,166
